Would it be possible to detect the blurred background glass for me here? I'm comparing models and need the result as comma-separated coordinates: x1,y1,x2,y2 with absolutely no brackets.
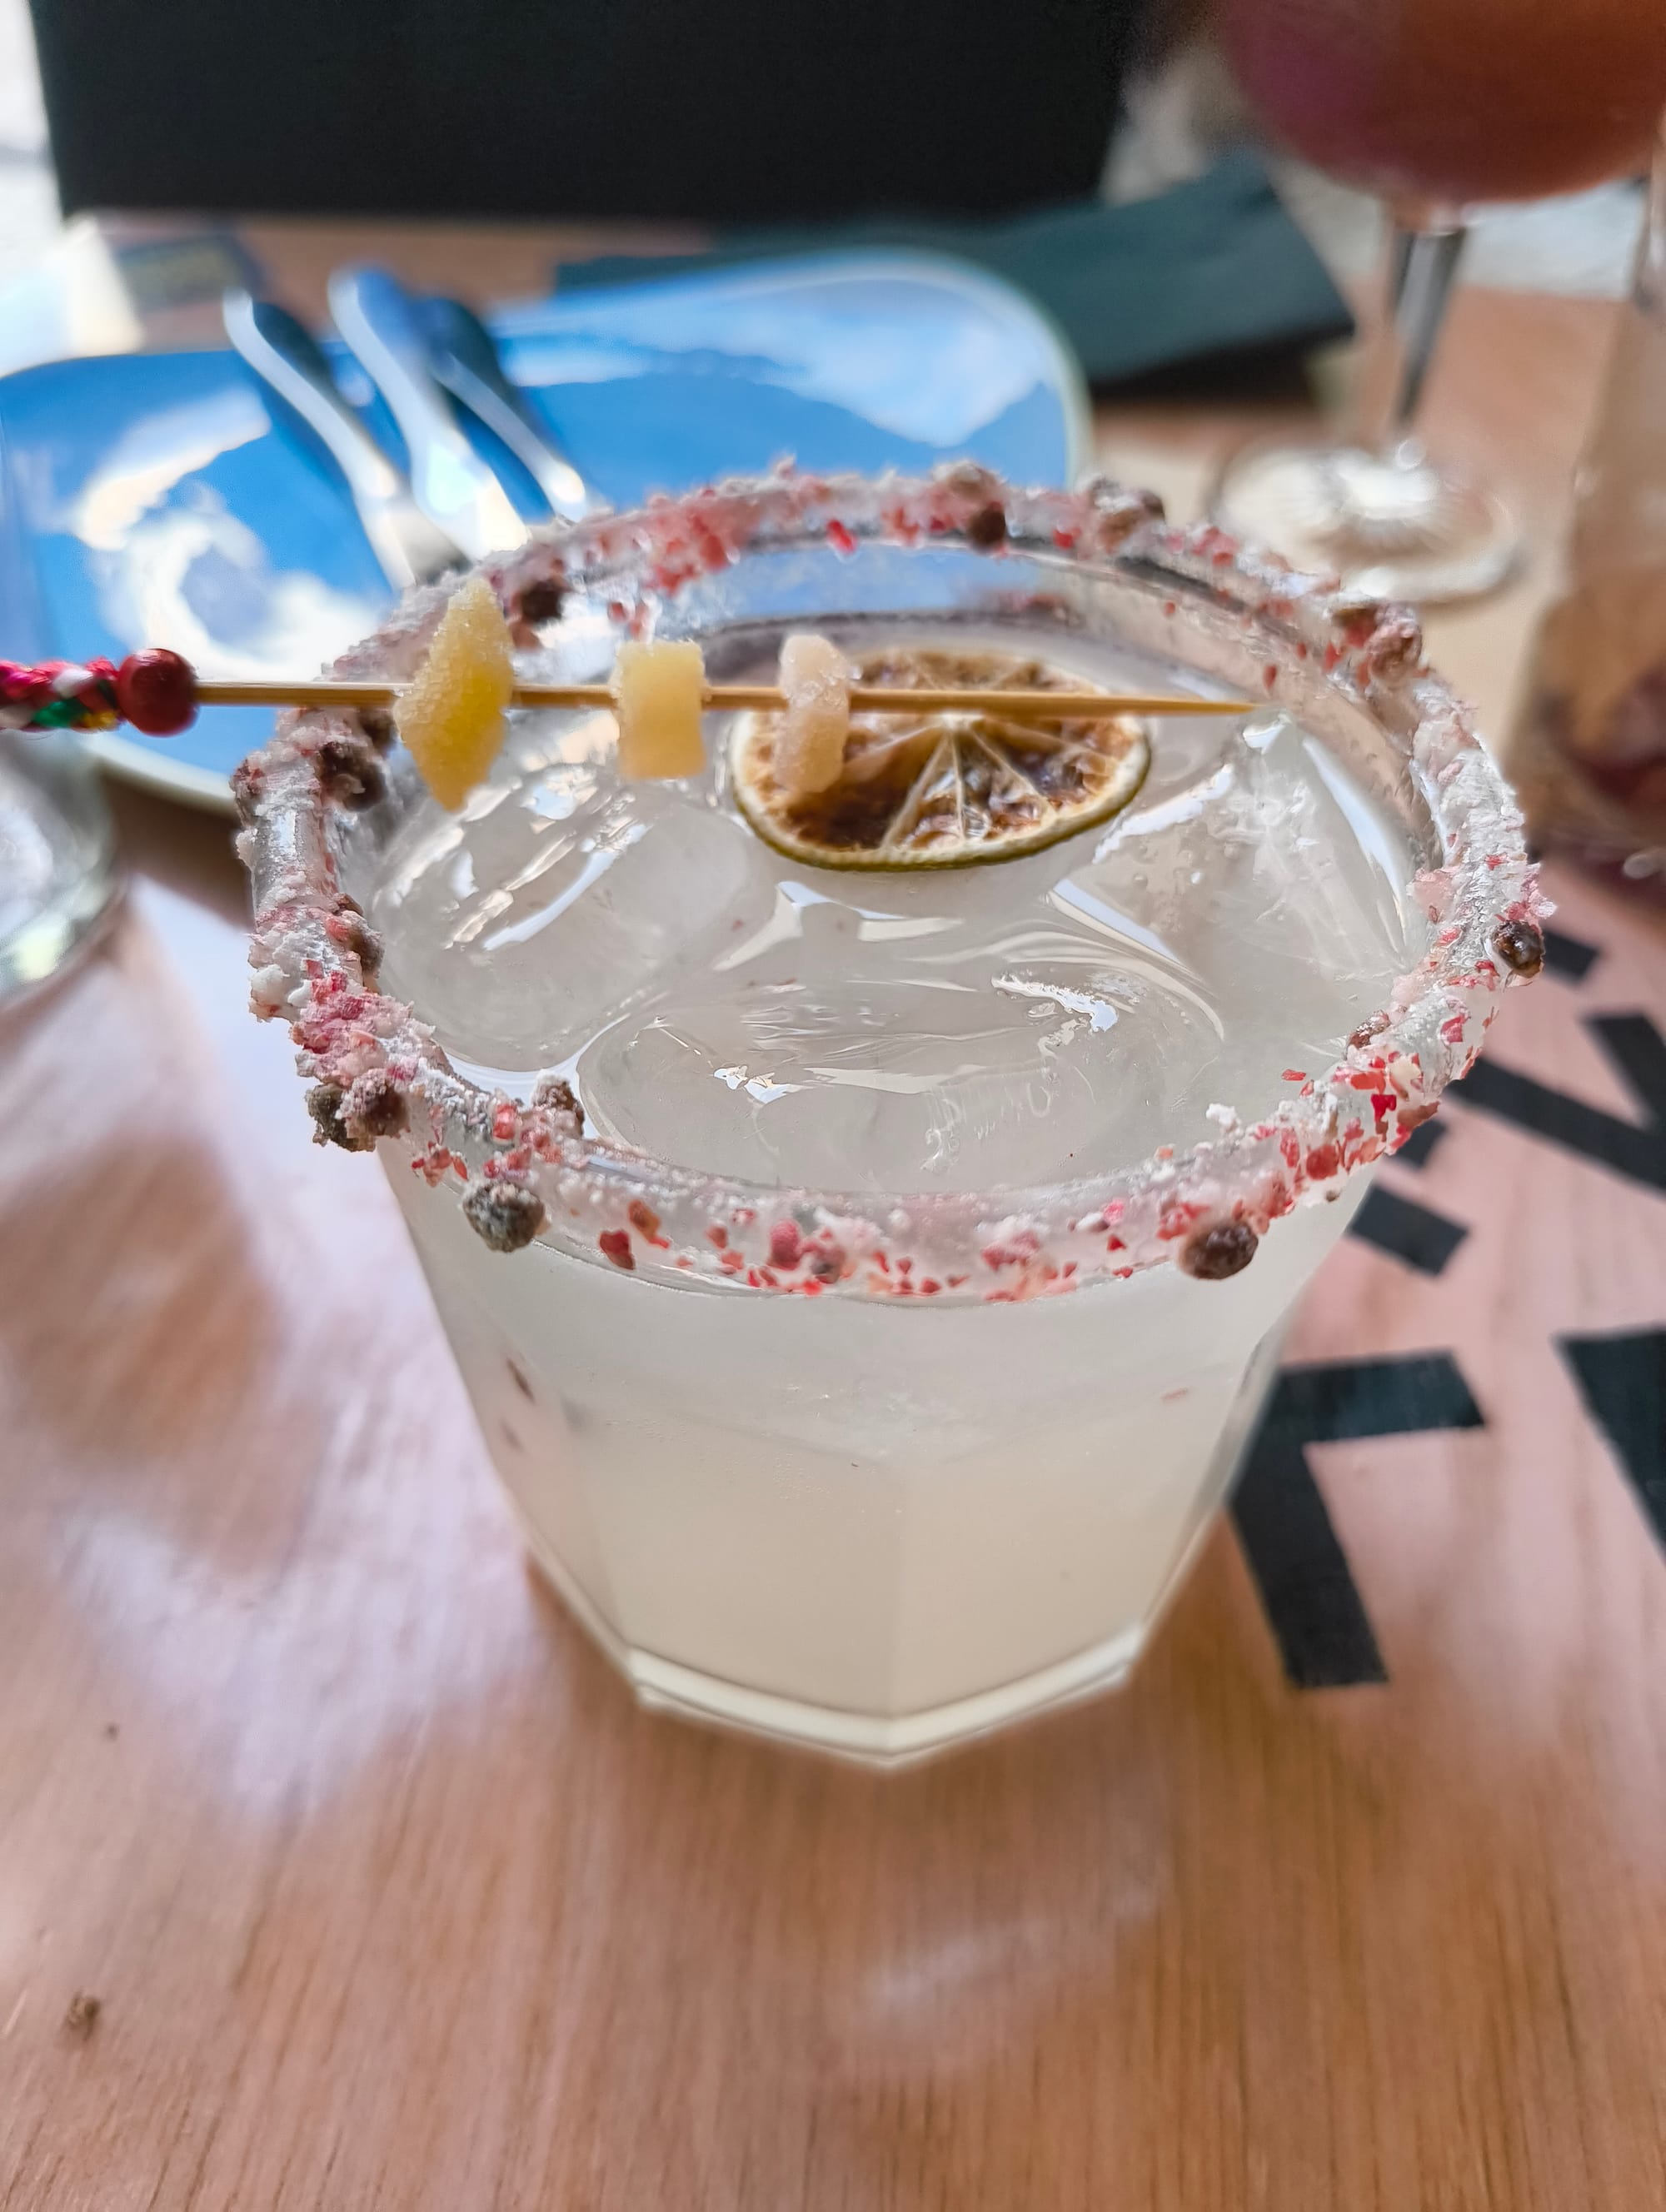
1,0,119,1003
1511,124,1666,896
1211,0,1666,601
0,727,117,1003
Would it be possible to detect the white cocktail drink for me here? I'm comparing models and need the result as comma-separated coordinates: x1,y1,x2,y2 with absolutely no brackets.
397,1167,1359,1755
372,620,1404,1756
242,469,1541,1761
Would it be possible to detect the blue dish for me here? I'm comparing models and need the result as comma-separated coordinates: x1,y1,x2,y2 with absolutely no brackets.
0,251,1086,809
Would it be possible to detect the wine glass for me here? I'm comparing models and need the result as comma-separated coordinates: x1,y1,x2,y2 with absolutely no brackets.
1210,0,1666,603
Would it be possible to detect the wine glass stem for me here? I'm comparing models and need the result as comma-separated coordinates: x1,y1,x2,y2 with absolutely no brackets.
1349,214,1469,457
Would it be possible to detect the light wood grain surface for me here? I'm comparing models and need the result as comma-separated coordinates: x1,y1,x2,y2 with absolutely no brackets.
2,237,1665,2211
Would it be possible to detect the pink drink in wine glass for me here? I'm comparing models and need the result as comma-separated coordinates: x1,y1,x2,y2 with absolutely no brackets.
1214,0,1666,603
1222,0,1664,206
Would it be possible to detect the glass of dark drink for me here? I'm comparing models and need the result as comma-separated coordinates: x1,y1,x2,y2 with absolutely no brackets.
1211,0,1666,602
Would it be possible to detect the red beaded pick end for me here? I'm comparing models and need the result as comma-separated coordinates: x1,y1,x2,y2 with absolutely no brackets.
114,649,197,736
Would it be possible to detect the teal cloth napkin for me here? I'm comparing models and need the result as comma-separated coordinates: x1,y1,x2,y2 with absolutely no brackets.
553,152,1352,389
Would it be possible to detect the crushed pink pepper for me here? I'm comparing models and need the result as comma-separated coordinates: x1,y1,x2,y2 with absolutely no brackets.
238,461,1544,1304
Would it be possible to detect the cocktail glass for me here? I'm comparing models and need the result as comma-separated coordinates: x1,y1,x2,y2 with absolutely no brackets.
238,467,1540,1762
1213,0,1666,603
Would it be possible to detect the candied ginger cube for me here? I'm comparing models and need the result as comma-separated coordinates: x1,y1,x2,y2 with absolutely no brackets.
776,632,850,797
612,639,706,780
397,576,516,810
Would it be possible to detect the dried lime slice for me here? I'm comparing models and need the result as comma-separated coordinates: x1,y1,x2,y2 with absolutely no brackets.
731,646,1149,871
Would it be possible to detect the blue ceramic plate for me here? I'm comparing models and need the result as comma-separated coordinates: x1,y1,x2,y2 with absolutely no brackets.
0,251,1085,810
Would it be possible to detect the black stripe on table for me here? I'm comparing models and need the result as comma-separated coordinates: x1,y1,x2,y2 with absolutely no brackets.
1455,1013,1666,1193
1559,1328,1666,1551
1542,927,1600,982
1346,1184,1468,1275
1231,1355,1484,1690
1391,1118,1449,1171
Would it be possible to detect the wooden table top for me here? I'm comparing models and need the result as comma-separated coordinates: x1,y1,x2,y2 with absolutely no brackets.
2,226,1665,2212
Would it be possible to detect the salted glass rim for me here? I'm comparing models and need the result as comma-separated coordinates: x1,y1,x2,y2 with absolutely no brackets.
238,465,1542,1301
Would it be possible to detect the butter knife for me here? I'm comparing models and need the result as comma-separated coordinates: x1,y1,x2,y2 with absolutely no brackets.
328,265,530,562
423,295,591,521
222,290,466,591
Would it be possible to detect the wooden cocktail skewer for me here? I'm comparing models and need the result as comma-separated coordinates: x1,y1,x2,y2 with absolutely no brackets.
0,646,1252,742
192,678,1253,720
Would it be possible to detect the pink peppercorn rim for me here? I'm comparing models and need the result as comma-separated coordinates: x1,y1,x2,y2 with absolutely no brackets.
237,461,1545,1302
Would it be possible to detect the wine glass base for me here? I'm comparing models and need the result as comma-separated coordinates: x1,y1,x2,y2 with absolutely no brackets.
1211,436,1521,605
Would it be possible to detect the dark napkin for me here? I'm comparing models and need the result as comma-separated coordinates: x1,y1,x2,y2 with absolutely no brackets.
553,152,1352,391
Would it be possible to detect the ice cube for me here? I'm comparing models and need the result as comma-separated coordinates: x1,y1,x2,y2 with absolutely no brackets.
376,775,772,1079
